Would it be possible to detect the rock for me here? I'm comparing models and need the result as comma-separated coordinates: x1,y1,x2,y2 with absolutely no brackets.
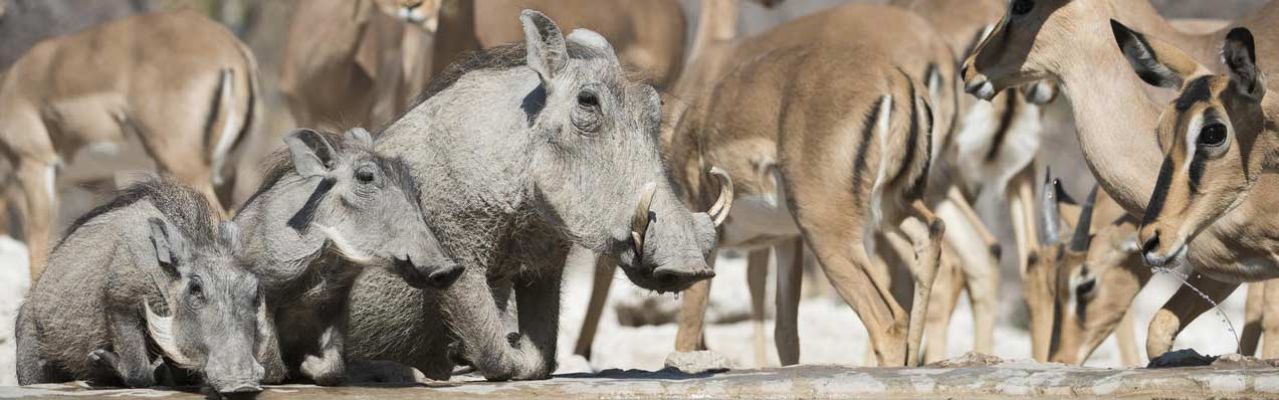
1148,349,1218,368
927,352,1005,368
1211,354,1279,369
664,351,734,374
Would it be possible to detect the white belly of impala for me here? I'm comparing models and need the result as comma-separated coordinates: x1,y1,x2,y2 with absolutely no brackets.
719,193,800,250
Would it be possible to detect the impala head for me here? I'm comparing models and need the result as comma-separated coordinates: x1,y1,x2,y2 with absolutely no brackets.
1043,187,1146,365
1108,23,1271,267
961,0,1093,100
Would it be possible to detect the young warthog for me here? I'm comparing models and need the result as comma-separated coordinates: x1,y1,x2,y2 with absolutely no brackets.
345,11,732,381
16,178,269,394
234,128,459,385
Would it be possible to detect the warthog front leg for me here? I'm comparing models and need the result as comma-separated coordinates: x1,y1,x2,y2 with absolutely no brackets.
93,308,158,387
299,323,347,386
442,266,546,381
512,266,564,378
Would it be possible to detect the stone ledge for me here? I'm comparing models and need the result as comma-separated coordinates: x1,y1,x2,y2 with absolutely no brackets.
5,362,1279,399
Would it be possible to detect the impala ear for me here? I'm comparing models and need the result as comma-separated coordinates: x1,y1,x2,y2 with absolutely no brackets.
520,10,568,83
1112,19,1206,89
1223,28,1266,101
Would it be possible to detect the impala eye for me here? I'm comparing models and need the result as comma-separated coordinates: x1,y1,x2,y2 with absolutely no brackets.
1198,123,1227,147
1011,0,1034,15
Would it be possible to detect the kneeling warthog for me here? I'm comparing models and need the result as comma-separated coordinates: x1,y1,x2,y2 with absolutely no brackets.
345,10,733,381
234,128,459,385
17,178,269,394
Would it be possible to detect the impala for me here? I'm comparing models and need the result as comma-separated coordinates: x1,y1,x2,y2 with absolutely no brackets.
0,11,260,281
963,0,1279,359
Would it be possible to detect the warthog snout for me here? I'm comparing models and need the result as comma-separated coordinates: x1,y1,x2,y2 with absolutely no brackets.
652,262,716,287
393,256,463,289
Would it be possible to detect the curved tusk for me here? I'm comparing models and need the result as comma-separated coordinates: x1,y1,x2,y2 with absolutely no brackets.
706,167,735,227
631,182,658,255
144,300,196,368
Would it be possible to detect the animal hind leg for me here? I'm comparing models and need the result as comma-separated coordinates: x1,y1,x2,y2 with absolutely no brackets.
15,159,56,281
923,244,962,364
802,220,908,366
747,249,769,367
774,238,803,366
573,254,616,361
899,199,944,367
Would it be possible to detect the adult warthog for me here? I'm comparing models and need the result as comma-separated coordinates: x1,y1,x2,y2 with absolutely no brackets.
345,10,733,381
234,128,459,385
17,178,269,394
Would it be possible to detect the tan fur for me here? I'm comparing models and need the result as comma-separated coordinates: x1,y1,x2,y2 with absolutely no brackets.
280,0,434,131
963,0,1279,360
0,11,258,282
432,0,686,88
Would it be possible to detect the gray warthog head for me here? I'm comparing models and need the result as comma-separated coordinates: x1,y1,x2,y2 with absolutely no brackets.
143,218,268,394
515,11,733,292
276,128,460,288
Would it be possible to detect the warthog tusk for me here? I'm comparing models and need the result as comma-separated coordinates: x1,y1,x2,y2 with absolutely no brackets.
707,167,734,227
144,300,196,368
631,182,658,258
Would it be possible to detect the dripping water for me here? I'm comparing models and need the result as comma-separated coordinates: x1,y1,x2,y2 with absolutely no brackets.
1153,266,1241,353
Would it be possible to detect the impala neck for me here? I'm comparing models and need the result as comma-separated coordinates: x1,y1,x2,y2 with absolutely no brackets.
688,0,739,61
432,0,480,77
1055,21,1166,216
1102,0,1221,63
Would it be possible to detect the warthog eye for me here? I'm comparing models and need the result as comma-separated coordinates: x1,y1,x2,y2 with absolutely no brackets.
1011,0,1033,16
577,91,600,109
1198,123,1227,147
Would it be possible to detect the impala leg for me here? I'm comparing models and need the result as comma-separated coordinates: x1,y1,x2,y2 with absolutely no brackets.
747,249,769,367
936,195,999,355
774,238,803,366
1115,311,1141,366
674,250,715,352
1261,280,1279,358
1009,167,1051,361
1146,274,1239,359
573,254,616,360
900,200,944,367
923,245,962,364
16,159,55,282
947,186,1000,257
804,225,907,366
1241,283,1264,357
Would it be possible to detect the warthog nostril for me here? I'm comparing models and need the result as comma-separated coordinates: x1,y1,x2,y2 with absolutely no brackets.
1141,233,1160,255
427,265,463,289
653,264,713,285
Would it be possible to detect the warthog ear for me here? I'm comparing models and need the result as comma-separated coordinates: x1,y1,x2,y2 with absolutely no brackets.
1112,19,1205,89
219,221,243,256
567,29,619,66
520,10,567,82
1224,28,1266,101
148,217,186,277
345,127,375,148
285,129,337,178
